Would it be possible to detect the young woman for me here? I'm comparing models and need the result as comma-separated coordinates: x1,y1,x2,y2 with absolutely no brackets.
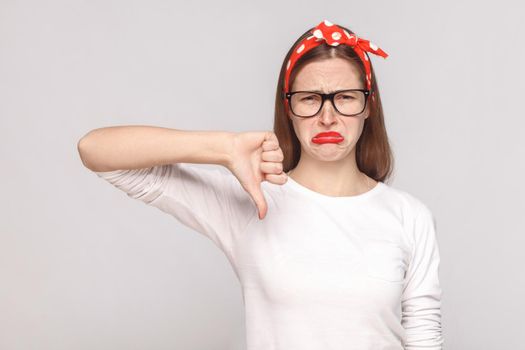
78,20,443,350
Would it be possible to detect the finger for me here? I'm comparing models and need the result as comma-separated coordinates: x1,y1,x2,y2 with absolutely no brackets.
261,150,284,162
245,181,268,220
264,172,288,185
264,131,278,143
263,132,280,149
262,140,279,152
260,161,283,174
269,132,279,145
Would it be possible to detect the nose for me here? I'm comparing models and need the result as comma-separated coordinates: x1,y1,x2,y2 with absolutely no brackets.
317,98,338,125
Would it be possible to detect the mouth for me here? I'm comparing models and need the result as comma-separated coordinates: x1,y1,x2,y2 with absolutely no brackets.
311,131,344,144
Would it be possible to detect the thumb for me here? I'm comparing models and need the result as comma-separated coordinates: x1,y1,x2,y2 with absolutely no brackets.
246,181,268,220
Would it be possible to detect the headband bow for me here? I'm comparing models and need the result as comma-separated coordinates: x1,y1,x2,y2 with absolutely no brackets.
284,19,388,96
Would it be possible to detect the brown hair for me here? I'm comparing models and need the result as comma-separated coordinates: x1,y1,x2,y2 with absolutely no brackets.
273,25,395,183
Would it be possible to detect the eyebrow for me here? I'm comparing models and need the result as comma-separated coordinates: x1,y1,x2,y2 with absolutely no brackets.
294,88,361,93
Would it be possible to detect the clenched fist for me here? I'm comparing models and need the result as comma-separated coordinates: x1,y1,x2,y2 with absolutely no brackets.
226,131,288,220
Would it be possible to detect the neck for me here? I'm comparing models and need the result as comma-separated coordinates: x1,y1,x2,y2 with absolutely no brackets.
287,152,376,197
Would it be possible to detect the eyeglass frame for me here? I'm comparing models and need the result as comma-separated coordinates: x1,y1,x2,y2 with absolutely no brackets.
284,88,371,118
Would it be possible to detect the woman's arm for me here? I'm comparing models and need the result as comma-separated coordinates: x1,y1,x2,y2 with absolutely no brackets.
401,203,444,349
77,125,235,172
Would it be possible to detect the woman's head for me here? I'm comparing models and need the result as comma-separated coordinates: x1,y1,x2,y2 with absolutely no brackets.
273,23,394,183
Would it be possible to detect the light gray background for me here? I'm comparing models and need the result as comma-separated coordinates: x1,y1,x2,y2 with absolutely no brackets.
1,0,524,349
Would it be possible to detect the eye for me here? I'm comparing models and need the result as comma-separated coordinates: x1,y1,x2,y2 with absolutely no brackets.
300,95,317,101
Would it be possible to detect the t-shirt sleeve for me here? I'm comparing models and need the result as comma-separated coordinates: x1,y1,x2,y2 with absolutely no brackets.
401,203,444,349
94,163,257,261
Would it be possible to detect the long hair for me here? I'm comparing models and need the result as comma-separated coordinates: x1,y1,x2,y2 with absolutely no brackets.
273,25,395,183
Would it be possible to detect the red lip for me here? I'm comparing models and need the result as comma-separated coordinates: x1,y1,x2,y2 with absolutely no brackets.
312,131,344,144
314,131,343,138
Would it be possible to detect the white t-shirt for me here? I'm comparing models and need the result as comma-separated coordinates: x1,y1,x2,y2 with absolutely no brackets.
95,162,444,350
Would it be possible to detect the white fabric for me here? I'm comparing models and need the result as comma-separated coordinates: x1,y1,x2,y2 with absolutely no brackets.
95,162,444,350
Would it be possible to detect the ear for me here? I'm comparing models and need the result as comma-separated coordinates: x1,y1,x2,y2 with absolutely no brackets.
364,94,373,119
363,105,370,120
285,104,293,120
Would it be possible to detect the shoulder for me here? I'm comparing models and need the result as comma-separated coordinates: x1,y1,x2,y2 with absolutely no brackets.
378,183,436,242
380,182,433,217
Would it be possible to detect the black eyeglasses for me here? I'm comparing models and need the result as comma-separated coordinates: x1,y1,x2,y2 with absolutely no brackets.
284,89,370,118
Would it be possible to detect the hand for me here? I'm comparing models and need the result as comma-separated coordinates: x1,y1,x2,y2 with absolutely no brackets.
226,131,288,220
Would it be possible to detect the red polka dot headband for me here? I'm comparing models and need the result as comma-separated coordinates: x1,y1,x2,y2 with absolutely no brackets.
284,19,389,96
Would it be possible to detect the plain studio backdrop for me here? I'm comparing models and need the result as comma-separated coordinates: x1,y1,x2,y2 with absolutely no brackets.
1,0,524,349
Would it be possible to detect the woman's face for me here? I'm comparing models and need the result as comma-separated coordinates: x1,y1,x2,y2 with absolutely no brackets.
288,57,370,162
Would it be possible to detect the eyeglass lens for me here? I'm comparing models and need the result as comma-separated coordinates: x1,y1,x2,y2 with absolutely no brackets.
290,91,366,117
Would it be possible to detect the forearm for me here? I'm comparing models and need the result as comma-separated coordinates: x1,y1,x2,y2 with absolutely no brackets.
77,125,234,172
